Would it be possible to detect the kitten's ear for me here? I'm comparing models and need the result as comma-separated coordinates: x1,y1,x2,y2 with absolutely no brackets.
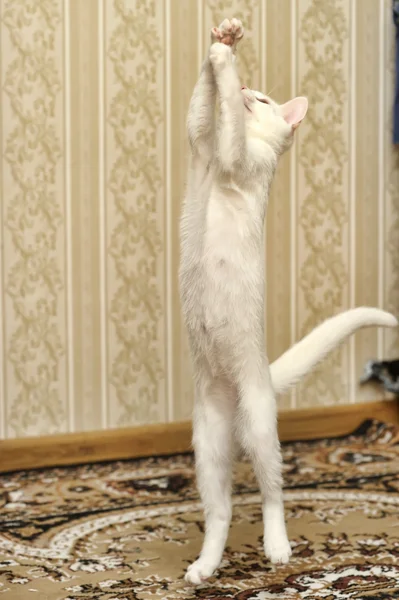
280,96,308,130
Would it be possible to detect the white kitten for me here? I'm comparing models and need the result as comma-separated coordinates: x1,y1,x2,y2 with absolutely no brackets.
179,18,397,586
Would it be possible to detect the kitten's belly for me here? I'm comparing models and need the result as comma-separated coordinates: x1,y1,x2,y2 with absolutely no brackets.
203,257,264,329
182,255,265,372
180,185,265,370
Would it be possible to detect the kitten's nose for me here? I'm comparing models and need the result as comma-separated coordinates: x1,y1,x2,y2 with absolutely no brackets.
241,86,247,90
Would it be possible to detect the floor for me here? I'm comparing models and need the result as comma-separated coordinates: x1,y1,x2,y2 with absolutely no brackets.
0,419,398,599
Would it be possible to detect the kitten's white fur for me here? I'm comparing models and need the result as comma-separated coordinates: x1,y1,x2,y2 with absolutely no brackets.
179,19,397,586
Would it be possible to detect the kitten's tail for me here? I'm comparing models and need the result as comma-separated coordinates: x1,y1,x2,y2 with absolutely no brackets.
269,307,398,395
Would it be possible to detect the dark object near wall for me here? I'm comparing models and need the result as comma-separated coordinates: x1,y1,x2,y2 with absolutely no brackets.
360,359,399,394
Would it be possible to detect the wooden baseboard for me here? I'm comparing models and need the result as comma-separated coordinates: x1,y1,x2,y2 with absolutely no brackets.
0,399,398,473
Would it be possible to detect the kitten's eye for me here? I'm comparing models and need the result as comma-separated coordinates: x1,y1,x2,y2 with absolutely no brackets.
257,98,269,104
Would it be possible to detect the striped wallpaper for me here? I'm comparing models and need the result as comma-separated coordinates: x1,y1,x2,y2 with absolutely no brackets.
0,0,398,439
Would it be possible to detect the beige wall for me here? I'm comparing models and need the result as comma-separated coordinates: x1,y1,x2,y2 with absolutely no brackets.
0,0,398,439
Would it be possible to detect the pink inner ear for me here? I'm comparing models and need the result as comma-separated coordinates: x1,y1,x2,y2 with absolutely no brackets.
280,96,308,125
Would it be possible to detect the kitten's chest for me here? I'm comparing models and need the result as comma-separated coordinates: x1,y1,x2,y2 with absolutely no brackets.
204,189,264,266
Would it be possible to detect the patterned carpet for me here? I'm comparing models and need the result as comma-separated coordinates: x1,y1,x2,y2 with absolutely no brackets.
0,420,398,599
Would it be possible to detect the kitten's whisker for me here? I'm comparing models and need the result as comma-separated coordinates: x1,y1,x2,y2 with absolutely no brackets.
265,83,278,97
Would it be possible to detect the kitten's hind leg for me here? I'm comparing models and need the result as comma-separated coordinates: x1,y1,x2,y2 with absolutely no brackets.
185,372,235,585
236,360,292,565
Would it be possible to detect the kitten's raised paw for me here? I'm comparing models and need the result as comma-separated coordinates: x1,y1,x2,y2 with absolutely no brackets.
211,18,244,48
209,42,232,69
264,538,292,565
184,559,216,585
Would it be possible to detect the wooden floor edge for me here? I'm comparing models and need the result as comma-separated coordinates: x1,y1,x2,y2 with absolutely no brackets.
1,398,398,473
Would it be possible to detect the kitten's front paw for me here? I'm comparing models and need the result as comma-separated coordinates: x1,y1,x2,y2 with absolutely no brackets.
209,42,232,69
184,559,217,585
211,18,244,48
